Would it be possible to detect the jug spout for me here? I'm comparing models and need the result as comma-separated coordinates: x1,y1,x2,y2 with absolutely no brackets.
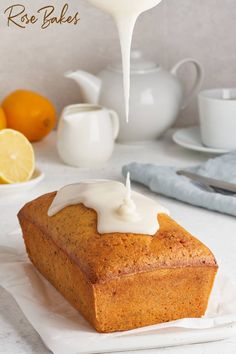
65,70,101,104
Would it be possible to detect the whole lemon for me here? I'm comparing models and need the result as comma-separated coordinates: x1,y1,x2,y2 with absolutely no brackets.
2,90,57,142
0,107,7,130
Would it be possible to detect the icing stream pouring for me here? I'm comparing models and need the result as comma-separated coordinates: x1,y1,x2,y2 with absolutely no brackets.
87,0,163,122
48,176,169,235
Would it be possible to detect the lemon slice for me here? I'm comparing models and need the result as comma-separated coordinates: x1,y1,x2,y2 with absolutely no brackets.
0,129,35,184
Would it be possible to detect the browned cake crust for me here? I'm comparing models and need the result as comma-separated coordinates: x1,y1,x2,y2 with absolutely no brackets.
18,192,218,333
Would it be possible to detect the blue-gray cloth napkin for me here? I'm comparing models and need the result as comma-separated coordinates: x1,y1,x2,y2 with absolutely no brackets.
123,153,236,217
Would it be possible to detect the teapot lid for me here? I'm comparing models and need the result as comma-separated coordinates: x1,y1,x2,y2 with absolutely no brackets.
109,50,158,73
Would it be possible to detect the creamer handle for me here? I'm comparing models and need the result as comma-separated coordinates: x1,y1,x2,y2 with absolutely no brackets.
171,58,204,110
109,110,120,140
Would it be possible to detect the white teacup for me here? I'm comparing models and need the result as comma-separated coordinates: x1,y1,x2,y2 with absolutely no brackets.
198,89,236,150
57,104,119,167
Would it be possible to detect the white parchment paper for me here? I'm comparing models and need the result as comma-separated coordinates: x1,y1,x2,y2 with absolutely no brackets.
0,229,236,354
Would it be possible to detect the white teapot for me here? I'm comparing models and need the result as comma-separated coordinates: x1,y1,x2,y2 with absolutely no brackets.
65,51,203,143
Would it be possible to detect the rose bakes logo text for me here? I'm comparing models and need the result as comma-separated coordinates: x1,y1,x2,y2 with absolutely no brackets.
4,3,80,29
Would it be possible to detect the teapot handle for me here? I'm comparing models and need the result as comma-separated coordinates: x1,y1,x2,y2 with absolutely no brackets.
171,58,203,110
108,110,120,140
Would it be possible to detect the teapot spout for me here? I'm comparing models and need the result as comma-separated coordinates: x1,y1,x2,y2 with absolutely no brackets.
65,70,101,104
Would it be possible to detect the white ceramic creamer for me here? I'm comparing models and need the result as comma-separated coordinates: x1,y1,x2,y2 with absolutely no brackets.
57,104,119,167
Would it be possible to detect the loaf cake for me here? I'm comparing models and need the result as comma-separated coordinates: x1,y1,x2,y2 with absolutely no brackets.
18,191,218,333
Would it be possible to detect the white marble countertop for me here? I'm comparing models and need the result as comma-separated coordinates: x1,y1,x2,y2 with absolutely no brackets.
1,131,236,354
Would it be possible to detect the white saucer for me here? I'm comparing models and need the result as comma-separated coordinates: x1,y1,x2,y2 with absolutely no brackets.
173,126,230,154
0,168,45,197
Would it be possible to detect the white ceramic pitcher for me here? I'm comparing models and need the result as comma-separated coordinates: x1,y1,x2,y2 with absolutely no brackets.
57,104,119,167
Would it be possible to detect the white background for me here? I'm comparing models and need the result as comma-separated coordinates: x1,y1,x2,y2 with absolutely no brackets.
1,0,236,126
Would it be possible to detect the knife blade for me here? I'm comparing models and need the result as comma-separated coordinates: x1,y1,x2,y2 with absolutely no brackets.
177,170,236,194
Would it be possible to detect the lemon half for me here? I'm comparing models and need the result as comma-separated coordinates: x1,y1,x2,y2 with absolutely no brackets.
0,129,35,184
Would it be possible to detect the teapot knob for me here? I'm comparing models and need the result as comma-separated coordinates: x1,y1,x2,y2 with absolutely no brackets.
131,50,142,60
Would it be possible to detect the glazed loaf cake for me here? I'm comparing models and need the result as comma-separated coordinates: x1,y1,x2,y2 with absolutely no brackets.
18,192,218,333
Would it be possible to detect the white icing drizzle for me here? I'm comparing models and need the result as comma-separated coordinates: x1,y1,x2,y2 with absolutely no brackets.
48,176,169,236
88,0,163,122
117,173,140,222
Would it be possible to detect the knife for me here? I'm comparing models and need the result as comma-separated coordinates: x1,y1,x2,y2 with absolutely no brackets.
177,170,236,195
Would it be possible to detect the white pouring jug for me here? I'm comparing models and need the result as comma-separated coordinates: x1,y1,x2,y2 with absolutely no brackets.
57,104,119,167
